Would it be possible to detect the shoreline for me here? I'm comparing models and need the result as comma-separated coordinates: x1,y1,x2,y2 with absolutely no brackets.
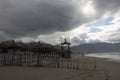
92,56,120,80
85,52,120,63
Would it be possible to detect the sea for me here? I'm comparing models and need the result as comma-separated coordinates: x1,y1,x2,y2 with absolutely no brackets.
85,52,120,62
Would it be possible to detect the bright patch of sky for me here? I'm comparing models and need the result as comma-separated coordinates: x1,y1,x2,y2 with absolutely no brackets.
88,16,115,33
89,27,102,33
81,0,96,17
93,16,115,27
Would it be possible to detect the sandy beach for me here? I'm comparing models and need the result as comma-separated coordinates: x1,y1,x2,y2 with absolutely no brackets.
96,59,120,80
0,55,120,80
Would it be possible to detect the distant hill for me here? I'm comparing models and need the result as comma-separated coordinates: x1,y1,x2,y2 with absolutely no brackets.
71,42,120,53
0,40,55,49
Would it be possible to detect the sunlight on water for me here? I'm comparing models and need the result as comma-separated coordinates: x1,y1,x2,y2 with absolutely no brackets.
85,52,120,62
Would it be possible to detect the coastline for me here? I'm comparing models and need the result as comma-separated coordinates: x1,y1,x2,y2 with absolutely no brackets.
86,55,120,80
85,52,120,62
73,53,120,80
96,58,120,80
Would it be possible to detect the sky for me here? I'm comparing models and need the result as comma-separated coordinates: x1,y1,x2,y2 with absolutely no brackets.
0,0,120,46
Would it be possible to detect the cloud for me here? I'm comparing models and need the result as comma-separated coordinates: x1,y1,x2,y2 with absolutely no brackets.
71,33,89,45
87,10,120,44
0,0,94,38
0,31,10,41
94,0,120,17
0,0,120,45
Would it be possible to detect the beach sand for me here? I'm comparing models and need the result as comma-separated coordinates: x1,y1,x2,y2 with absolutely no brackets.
96,59,120,80
0,55,120,80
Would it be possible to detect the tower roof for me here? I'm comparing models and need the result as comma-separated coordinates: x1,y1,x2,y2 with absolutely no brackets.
61,39,70,45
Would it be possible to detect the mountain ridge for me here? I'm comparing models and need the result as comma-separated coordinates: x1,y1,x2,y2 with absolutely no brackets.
71,42,120,53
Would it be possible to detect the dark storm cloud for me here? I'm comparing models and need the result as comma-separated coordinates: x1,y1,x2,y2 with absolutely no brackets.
0,0,90,38
1,0,120,41
94,0,120,17
0,31,9,41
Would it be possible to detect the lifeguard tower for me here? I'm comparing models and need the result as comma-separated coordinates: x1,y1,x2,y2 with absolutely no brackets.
61,39,72,58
